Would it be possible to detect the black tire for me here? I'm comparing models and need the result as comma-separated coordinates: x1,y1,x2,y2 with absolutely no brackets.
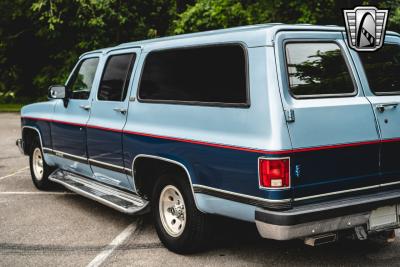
29,137,55,190
152,173,209,254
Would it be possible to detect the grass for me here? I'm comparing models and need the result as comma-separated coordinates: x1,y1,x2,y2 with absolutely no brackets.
0,103,24,112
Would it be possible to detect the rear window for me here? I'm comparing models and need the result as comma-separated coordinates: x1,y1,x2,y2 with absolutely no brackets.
285,42,355,98
358,44,400,95
138,45,248,106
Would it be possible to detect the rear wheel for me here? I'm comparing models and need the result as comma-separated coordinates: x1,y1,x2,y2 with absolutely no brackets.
29,137,55,190
152,173,209,254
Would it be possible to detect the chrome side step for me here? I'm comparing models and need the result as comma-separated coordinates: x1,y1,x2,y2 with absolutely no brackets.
49,169,149,215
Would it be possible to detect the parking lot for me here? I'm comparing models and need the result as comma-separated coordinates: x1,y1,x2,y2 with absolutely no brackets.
2,112,400,266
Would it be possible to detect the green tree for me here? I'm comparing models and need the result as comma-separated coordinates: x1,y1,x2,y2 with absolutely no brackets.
171,0,400,34
1,0,400,104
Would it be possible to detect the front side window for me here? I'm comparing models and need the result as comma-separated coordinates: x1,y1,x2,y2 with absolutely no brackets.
67,57,99,100
98,53,136,101
138,45,248,105
285,42,355,97
358,44,400,95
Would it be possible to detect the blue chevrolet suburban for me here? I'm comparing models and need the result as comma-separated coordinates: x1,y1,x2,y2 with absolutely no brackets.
16,24,400,253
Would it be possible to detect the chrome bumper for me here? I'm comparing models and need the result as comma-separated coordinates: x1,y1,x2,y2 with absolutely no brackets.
255,188,400,240
16,138,24,154
256,212,371,240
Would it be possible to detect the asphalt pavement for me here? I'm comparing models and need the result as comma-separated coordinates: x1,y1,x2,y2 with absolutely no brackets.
1,112,400,266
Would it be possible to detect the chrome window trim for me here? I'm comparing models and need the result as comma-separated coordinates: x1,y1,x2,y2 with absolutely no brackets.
136,42,251,108
357,42,400,96
65,56,101,100
95,52,137,102
258,156,291,190
131,154,200,210
282,40,358,99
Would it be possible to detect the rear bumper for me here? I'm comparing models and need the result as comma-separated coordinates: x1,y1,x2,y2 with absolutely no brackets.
16,138,24,154
255,188,400,240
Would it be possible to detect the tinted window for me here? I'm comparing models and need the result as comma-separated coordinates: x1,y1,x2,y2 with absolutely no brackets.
285,43,355,97
67,57,99,100
138,45,247,105
98,53,136,101
358,44,400,94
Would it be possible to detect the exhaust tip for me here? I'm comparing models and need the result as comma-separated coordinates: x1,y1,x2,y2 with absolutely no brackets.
387,230,396,243
304,233,337,246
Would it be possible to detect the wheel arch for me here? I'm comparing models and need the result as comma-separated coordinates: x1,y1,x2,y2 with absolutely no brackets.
22,126,44,154
131,154,201,211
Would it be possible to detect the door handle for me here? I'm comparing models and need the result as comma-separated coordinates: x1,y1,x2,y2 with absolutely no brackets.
376,103,398,112
113,107,127,114
79,104,91,111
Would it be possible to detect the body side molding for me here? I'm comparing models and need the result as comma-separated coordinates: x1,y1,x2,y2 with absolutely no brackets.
193,184,292,210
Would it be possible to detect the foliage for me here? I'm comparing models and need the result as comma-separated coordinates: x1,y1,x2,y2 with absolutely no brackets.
173,0,251,34
288,48,354,95
0,0,400,104
0,103,24,112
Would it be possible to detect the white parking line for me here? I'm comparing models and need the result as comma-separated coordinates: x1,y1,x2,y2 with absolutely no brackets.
0,191,76,195
0,166,29,181
86,221,138,267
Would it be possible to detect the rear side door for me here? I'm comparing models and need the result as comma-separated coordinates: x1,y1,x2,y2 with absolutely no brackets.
349,35,400,185
86,48,140,190
275,31,380,199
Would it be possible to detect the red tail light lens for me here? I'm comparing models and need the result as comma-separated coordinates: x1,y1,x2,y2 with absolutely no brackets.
259,158,290,188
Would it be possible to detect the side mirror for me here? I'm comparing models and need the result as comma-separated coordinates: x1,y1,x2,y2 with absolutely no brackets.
48,85,66,99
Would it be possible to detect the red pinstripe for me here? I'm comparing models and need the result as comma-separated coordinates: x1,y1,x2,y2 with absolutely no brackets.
22,116,395,155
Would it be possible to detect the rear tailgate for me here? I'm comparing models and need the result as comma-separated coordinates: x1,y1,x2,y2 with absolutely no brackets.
274,31,382,200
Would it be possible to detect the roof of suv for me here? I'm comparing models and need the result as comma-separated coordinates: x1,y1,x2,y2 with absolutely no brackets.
80,23,400,57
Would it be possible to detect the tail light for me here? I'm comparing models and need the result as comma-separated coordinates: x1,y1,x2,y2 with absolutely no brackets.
258,158,290,189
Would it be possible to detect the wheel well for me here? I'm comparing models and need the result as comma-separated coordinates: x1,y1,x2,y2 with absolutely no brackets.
22,128,40,154
133,157,191,200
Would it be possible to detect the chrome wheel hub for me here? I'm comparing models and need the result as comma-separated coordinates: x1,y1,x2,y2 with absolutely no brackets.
159,185,186,237
32,148,44,180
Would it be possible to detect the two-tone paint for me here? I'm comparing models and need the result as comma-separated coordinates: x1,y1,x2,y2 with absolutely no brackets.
20,24,400,223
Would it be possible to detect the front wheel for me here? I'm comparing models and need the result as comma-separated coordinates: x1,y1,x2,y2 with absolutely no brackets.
152,173,209,254
29,137,55,190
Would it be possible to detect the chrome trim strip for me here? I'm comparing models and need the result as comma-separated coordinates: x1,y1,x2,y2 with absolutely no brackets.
88,158,125,171
294,181,400,202
43,148,132,173
131,154,200,210
193,184,292,204
42,147,53,153
51,149,88,162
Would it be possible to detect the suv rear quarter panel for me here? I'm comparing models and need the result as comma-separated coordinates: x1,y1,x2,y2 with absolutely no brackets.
123,44,292,201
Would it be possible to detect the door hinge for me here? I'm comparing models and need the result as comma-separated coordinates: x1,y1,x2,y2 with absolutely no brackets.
285,109,295,123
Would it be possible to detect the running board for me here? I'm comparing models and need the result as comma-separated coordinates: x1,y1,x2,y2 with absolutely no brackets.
49,169,149,215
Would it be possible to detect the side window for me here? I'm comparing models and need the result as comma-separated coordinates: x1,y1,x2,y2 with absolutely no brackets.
67,57,99,100
358,44,400,95
98,53,136,101
138,45,248,105
285,42,355,98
